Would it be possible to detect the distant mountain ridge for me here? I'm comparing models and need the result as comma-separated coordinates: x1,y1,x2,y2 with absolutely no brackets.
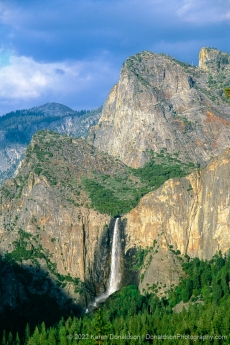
0,102,102,185
29,102,75,116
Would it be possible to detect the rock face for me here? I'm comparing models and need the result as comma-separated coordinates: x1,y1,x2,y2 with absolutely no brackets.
2,47,230,309
89,48,230,168
0,143,25,186
2,133,230,304
123,148,230,261
120,147,230,293
0,103,101,186
0,131,132,308
138,248,184,296
48,107,101,138
199,47,230,72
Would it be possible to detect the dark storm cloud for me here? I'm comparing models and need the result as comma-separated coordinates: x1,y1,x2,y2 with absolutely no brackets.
3,0,229,62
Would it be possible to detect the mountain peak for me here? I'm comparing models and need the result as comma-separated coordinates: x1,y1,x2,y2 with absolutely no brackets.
89,47,230,168
31,102,75,116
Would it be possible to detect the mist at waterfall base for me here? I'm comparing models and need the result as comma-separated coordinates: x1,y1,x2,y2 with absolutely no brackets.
87,218,121,311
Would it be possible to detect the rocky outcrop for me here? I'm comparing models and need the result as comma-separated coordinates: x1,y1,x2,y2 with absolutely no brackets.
0,103,101,186
0,131,130,308
121,148,230,293
1,127,230,304
48,107,101,138
199,47,230,72
138,248,184,296
0,143,25,186
123,148,230,260
89,48,230,168
0,181,110,281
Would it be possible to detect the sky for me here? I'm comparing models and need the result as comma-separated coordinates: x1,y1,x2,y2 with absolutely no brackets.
0,0,229,115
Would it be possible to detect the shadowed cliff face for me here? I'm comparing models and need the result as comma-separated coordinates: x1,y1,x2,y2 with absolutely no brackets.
123,148,230,261
0,131,128,307
0,256,82,337
89,48,230,168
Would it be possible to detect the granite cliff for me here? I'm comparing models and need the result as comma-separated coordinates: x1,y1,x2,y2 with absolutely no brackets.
0,103,101,186
0,131,130,310
89,47,230,168
0,130,192,309
2,131,230,305
122,148,230,294
1,47,230,315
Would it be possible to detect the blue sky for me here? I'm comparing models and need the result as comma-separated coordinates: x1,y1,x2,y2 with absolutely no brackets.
0,0,229,114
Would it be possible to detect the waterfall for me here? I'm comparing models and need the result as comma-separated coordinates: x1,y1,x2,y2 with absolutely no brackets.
107,217,121,295
87,218,121,311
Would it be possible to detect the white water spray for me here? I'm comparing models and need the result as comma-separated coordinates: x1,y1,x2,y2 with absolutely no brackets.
107,217,121,295
88,218,121,310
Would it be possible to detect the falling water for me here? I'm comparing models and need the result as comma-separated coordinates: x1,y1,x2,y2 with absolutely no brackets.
107,217,121,295
87,218,121,311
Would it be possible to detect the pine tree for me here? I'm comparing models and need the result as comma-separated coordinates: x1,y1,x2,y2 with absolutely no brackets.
181,279,192,302
68,316,80,336
48,328,57,345
40,322,47,344
201,267,211,287
93,308,112,345
7,332,13,345
15,332,20,345
212,281,222,303
221,270,229,297
32,326,40,345
1,330,6,345
25,323,30,344
59,325,67,345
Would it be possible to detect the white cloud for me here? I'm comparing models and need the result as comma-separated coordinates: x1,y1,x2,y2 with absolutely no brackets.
0,2,20,27
0,51,119,114
0,0,229,114
177,0,230,24
0,55,68,99
0,2,11,23
0,53,117,101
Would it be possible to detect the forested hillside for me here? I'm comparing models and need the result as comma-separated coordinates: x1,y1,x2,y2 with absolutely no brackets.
0,103,101,185
2,252,230,344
